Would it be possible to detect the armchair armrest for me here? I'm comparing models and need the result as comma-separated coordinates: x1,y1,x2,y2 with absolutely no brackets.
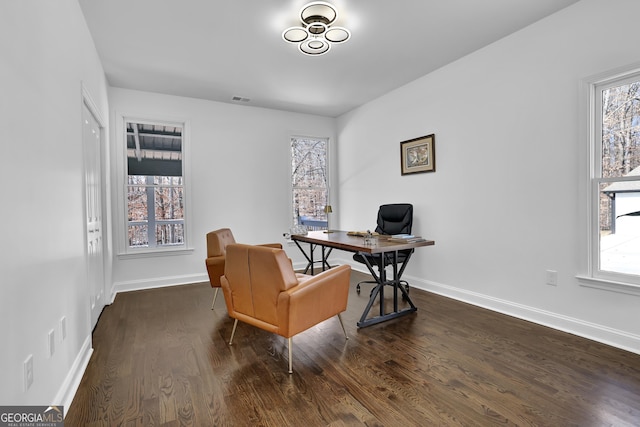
278,264,351,337
258,243,282,249
205,255,225,287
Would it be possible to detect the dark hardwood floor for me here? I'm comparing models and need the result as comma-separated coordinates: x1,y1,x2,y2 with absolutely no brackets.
66,271,640,426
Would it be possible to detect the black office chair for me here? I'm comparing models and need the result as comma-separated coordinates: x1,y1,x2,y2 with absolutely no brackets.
353,203,414,296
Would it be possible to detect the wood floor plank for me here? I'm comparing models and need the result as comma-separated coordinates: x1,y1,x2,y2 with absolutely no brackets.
66,271,640,426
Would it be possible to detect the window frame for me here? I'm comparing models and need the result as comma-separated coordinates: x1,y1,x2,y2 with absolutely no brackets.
290,135,331,231
115,113,193,257
581,66,640,293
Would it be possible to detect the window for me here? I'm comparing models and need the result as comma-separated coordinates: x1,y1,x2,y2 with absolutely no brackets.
589,71,640,285
122,119,189,253
291,136,329,231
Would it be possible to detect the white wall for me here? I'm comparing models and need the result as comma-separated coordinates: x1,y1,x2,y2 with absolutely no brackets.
0,0,109,406
336,0,640,353
107,88,336,293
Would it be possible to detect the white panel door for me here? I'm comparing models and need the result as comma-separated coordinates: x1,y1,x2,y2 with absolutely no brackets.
82,102,105,329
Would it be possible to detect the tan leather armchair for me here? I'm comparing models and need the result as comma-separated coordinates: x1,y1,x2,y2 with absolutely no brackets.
205,228,281,309
221,243,351,373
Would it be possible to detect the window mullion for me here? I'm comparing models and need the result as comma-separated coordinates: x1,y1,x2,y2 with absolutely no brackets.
146,176,156,248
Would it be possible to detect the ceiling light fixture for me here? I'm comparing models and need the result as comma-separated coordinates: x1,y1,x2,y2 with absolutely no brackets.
282,1,350,56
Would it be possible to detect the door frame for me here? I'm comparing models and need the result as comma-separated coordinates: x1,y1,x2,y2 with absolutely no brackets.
81,84,109,329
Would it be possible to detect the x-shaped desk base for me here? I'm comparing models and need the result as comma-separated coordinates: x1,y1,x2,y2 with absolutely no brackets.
356,249,417,328
293,240,333,274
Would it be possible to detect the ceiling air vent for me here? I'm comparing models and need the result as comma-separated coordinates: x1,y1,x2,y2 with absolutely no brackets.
231,96,250,102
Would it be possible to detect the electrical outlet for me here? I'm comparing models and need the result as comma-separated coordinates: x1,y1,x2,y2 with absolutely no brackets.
24,354,33,391
48,329,55,357
60,317,67,341
546,270,558,286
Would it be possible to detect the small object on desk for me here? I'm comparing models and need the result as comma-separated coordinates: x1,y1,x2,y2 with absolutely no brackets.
347,231,380,237
290,225,308,236
323,205,334,233
388,236,426,243
363,230,376,246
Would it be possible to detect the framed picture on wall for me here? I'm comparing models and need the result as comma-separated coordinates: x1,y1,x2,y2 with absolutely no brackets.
400,134,435,175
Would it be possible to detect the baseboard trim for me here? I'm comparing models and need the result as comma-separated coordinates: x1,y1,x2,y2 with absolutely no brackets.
418,276,640,355
337,257,640,356
54,334,93,416
113,273,209,297
113,262,640,354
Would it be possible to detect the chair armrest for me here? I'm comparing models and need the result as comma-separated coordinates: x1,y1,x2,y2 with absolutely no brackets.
205,255,225,287
278,264,351,337
258,243,282,249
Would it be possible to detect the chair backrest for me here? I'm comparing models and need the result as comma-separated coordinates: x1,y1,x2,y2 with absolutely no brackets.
223,244,299,326
375,203,413,235
206,228,236,257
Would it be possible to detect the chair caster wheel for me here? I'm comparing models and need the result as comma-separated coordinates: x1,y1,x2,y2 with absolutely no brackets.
401,283,410,301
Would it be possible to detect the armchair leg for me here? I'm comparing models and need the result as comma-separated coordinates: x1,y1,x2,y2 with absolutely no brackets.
288,337,293,374
229,319,238,345
337,313,348,340
211,288,219,310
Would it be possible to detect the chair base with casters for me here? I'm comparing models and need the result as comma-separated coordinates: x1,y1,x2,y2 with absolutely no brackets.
353,250,413,300
356,279,410,297
221,243,351,374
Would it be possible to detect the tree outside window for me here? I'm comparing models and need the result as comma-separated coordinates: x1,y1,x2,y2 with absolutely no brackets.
291,136,329,230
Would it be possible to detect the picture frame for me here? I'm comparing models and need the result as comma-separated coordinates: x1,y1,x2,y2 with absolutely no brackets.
400,134,435,175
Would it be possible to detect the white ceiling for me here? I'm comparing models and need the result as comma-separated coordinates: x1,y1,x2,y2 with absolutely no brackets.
79,0,580,117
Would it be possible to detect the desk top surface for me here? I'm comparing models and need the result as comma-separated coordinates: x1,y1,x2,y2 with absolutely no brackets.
291,230,435,254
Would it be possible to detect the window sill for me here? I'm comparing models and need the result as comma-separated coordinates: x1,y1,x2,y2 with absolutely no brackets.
576,275,640,296
117,247,194,260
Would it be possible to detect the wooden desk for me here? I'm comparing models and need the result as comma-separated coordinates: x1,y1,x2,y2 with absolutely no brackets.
291,231,435,327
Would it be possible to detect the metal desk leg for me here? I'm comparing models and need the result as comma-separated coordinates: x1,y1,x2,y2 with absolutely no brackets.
321,246,333,271
392,251,398,311
293,240,314,274
356,250,418,328
357,254,383,326
378,253,385,316
293,240,334,275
